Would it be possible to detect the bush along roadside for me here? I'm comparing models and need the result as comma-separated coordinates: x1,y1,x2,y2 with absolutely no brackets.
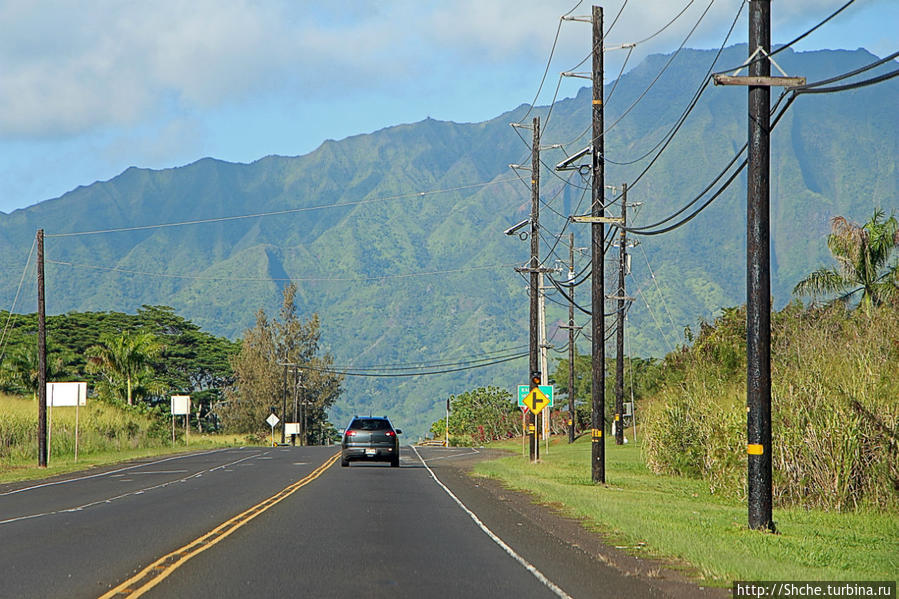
641,302,899,511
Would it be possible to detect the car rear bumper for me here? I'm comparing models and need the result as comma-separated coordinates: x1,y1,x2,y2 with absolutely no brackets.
342,445,396,462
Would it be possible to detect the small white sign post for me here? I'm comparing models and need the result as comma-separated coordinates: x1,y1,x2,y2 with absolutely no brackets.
46,382,87,464
266,413,280,447
171,396,191,446
284,422,300,445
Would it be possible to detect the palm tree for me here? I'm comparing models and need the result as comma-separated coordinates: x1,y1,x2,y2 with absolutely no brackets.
0,345,68,399
793,210,899,312
86,332,163,405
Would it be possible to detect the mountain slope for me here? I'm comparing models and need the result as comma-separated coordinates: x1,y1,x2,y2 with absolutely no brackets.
1,46,896,437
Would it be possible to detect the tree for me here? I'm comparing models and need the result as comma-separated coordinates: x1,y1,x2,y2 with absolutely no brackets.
86,331,164,405
220,284,343,437
445,386,520,444
0,343,70,398
793,210,899,312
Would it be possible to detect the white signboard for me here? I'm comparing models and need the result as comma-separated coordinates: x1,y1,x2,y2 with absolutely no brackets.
47,382,87,406
171,395,191,415
266,413,280,428
284,423,301,436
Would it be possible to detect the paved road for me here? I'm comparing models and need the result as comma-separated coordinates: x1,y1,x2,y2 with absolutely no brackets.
0,445,672,598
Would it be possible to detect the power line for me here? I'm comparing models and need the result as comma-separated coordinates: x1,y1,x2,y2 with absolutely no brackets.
45,177,519,238
630,0,696,46
714,0,859,77
625,90,796,236
793,66,899,95
516,1,584,126
604,0,746,167
0,238,37,361
46,259,515,284
302,351,527,378
334,345,529,372
601,0,716,138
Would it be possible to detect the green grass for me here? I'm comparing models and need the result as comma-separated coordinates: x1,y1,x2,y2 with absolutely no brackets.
474,435,898,586
0,393,248,484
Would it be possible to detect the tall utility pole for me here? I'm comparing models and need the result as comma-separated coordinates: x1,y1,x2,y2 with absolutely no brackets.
37,229,47,468
615,183,627,445
292,367,299,446
281,363,288,443
590,5,606,484
529,116,541,463
568,233,576,444
746,0,774,532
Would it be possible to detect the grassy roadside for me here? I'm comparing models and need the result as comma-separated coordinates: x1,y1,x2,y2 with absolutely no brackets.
474,435,898,586
0,393,248,485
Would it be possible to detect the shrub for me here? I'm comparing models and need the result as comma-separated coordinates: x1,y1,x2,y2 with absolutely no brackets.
642,302,899,511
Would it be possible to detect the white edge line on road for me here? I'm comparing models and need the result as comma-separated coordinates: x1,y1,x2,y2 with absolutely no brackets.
0,448,233,496
418,447,481,462
411,445,573,599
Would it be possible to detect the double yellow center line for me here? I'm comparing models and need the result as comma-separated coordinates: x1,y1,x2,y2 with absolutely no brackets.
100,451,340,599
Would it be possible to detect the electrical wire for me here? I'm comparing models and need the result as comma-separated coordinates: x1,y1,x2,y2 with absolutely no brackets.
334,345,529,372
604,0,745,166
301,351,527,378
516,1,584,126
46,260,516,283
631,0,695,45
45,177,519,238
552,0,704,155
793,67,899,95
0,238,37,361
795,50,899,90
600,0,716,138
714,0,858,77
624,88,794,236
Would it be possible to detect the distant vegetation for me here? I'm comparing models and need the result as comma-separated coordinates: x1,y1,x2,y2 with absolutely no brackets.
0,305,238,430
429,386,521,446
218,284,344,443
1,47,894,438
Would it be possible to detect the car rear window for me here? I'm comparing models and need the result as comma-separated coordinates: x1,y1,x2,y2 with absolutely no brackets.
349,419,391,431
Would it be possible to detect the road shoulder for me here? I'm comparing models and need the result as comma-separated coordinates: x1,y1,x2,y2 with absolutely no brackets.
422,447,728,599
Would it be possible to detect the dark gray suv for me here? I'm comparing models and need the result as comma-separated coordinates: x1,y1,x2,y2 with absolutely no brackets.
340,417,402,467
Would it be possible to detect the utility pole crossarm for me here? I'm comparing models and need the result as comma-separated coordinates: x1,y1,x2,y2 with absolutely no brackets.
713,75,805,87
572,216,623,224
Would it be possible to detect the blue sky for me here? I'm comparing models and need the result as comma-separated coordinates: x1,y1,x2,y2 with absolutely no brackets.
0,0,896,214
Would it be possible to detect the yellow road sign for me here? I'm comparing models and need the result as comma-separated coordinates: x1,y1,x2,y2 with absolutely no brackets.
523,387,550,414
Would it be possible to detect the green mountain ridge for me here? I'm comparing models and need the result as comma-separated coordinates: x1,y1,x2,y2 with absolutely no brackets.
1,45,896,438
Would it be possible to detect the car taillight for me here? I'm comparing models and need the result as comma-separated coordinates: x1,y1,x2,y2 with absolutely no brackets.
385,431,395,437
346,430,357,436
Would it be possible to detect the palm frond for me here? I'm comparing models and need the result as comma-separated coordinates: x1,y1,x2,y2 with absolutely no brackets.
793,267,850,297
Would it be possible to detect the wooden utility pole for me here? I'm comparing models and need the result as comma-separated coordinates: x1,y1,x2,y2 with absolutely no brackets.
37,229,47,468
292,367,299,446
746,0,775,532
615,183,627,445
281,363,288,444
590,5,606,483
568,233,576,444
529,116,541,463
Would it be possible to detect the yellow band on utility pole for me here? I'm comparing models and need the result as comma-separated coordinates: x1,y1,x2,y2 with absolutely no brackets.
592,99,603,105
747,444,764,455
591,428,602,438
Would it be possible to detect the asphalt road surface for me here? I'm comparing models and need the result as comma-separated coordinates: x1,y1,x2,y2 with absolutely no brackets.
0,445,702,598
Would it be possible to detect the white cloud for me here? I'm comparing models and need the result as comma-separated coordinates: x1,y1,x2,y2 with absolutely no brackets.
0,0,875,140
